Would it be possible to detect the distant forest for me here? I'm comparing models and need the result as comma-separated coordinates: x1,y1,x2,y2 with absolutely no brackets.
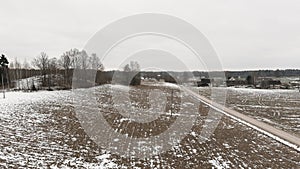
0,49,299,90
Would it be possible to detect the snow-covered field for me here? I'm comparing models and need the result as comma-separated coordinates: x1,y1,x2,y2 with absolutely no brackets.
0,90,118,168
196,87,300,137
0,85,299,168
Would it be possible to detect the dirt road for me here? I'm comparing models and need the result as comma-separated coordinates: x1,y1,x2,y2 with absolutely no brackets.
184,88,300,151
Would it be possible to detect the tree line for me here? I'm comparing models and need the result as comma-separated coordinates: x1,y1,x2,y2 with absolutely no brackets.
1,48,105,90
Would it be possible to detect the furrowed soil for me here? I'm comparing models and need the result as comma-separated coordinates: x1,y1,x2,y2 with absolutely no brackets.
0,85,299,168
196,87,300,138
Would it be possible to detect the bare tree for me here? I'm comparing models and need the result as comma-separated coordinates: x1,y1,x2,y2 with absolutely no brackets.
79,50,89,70
68,49,81,69
47,57,58,90
14,58,21,89
130,61,140,71
123,64,131,72
89,53,104,70
59,53,71,70
23,59,31,90
59,49,80,88
59,52,71,87
23,59,30,69
32,52,49,86
9,62,14,84
124,61,140,72
123,61,140,72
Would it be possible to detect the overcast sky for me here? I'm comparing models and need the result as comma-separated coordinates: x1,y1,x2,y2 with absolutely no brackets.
1,0,300,70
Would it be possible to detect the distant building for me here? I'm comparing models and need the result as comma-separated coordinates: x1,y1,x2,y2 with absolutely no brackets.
197,78,211,87
289,80,300,89
255,77,281,89
226,76,247,87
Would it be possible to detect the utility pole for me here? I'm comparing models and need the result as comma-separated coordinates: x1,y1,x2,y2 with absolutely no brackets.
170,89,174,116
1,70,5,99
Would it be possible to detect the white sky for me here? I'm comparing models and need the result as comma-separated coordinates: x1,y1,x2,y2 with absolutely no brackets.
0,0,300,70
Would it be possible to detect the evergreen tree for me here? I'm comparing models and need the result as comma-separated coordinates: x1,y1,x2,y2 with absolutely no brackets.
0,54,9,98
